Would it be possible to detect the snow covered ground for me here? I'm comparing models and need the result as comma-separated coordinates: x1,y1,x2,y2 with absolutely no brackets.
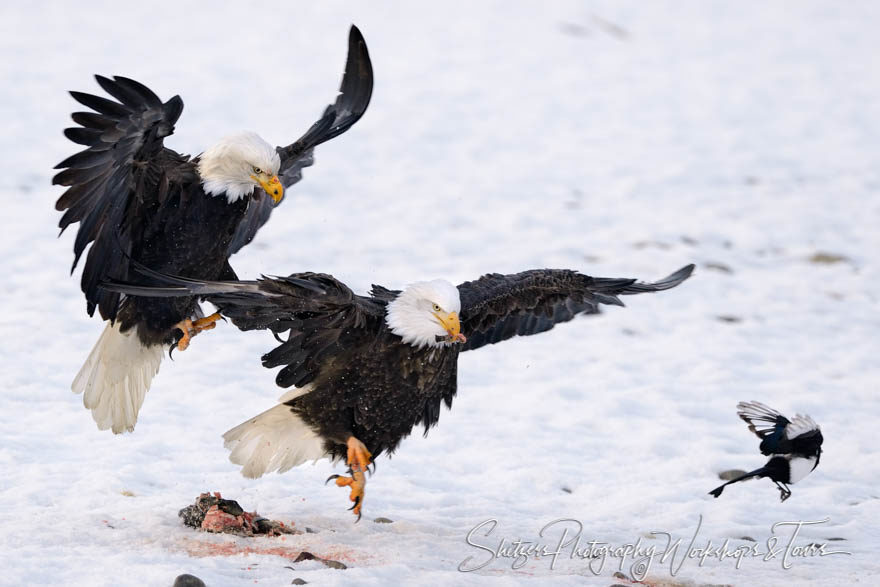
2,1,878,585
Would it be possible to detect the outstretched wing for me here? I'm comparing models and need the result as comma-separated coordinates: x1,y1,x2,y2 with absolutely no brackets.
228,25,374,255
53,75,190,320
102,267,385,389
785,413,823,458
457,264,694,352
737,401,798,455
785,414,820,440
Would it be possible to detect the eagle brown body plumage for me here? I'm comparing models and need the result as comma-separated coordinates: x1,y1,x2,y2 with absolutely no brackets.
55,26,373,432
104,263,694,516
290,331,460,461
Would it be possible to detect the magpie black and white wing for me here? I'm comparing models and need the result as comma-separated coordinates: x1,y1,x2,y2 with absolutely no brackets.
785,414,820,440
737,401,790,440
457,264,694,352
737,401,823,456
785,414,823,458
228,25,373,255
53,75,191,321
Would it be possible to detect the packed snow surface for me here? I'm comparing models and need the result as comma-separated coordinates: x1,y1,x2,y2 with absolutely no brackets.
1,1,878,585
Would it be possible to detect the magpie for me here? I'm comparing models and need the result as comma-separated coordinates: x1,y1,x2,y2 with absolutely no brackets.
709,401,823,501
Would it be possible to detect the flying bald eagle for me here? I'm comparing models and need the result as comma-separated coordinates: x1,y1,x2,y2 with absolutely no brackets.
105,263,694,518
54,26,373,434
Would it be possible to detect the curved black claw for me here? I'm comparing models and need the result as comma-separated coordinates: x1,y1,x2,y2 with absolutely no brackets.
168,343,177,360
325,474,341,485
366,461,376,477
349,496,362,522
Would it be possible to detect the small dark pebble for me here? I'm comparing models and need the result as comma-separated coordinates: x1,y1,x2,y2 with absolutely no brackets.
591,14,630,40
558,22,590,38
561,487,573,494
681,236,699,246
173,575,206,587
719,469,748,481
633,240,671,250
704,262,733,274
809,252,850,265
739,536,756,542
305,527,318,534
612,571,629,580
291,580,308,585
294,552,316,563
374,517,394,524
826,537,847,541
609,584,628,587
716,315,743,323
293,551,347,570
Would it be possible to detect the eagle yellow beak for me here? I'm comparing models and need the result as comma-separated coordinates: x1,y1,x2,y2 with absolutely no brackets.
434,311,467,344
253,174,284,204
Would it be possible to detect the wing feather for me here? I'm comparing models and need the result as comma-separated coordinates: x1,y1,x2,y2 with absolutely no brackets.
102,269,385,389
54,75,191,320
458,264,694,351
228,25,373,256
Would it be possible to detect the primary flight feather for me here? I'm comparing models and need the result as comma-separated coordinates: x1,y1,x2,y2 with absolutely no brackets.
55,26,373,434
105,263,694,519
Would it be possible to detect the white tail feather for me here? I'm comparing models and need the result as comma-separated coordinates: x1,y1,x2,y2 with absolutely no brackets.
71,322,163,434
223,400,326,479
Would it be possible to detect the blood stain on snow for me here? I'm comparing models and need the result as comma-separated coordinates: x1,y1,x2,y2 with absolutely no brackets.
178,538,367,565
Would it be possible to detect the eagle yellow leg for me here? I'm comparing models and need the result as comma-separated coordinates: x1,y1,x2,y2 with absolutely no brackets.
326,436,373,521
192,312,222,333
174,318,195,351
173,313,223,351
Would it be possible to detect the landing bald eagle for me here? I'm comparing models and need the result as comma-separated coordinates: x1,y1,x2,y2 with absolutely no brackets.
55,26,373,434
105,263,694,518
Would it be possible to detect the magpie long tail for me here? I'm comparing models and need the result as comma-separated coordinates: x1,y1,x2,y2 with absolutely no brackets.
708,467,769,498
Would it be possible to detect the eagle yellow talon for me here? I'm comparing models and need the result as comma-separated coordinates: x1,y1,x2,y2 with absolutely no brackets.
329,436,372,520
346,436,372,473
174,318,194,351
333,470,366,520
173,312,222,351
192,312,222,333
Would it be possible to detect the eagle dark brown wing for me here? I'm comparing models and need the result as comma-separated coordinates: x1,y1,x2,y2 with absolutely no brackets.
53,75,192,321
228,25,374,255
102,268,387,388
457,264,694,351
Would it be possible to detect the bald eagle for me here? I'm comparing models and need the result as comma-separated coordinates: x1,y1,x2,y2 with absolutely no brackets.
105,263,694,518
54,26,373,434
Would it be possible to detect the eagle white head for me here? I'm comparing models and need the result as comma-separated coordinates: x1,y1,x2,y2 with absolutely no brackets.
386,279,467,349
198,131,283,203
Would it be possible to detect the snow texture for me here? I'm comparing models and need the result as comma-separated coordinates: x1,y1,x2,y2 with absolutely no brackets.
1,1,878,585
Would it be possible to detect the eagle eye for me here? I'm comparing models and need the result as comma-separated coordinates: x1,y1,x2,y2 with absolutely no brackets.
432,303,441,312
252,166,262,174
